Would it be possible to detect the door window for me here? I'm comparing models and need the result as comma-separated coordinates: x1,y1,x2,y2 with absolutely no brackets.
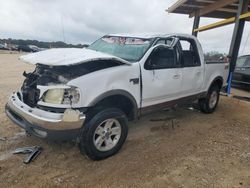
145,47,179,70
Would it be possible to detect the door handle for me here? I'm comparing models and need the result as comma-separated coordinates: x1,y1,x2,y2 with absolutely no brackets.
173,74,180,79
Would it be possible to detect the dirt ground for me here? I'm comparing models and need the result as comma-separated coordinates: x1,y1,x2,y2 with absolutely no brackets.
0,51,250,188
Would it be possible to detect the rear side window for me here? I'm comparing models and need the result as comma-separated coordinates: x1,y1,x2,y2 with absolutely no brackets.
180,39,201,67
180,40,191,50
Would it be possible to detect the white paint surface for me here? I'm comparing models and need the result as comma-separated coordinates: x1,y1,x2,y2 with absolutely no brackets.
20,48,131,66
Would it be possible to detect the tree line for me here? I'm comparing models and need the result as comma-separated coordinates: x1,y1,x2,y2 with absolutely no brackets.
0,38,89,49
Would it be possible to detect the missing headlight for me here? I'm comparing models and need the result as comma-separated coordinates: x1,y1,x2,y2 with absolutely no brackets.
63,87,80,104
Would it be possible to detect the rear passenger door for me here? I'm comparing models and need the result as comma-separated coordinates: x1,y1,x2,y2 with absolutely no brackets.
179,38,204,95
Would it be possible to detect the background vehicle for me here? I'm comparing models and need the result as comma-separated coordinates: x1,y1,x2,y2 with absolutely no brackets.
17,45,37,52
28,45,42,52
232,55,250,89
0,43,8,50
6,34,229,160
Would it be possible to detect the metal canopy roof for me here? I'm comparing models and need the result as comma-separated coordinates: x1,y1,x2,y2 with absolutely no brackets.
167,0,250,95
167,0,250,20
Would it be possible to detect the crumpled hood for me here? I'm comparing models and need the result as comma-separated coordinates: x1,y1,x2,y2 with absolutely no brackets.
20,48,131,66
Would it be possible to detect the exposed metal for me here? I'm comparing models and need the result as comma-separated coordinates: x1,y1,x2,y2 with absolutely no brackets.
13,146,43,164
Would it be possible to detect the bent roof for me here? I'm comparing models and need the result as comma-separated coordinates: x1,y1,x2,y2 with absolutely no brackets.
167,0,250,20
108,33,196,39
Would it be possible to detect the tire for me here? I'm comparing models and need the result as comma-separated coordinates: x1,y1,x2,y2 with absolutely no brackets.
199,84,220,114
79,108,128,160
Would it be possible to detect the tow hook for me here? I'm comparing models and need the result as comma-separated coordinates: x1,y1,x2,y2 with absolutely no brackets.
13,146,43,164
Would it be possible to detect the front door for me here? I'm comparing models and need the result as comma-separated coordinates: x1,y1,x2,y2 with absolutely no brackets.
141,45,183,107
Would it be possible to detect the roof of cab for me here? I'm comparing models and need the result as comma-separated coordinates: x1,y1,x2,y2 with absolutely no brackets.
108,33,197,39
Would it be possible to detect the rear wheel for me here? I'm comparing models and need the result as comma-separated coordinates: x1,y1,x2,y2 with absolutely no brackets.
199,85,220,113
79,108,128,160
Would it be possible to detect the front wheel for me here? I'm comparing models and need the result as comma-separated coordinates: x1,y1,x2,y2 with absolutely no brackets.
199,85,220,114
79,108,128,160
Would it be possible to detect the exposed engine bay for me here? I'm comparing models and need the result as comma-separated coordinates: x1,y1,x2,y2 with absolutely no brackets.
21,60,122,107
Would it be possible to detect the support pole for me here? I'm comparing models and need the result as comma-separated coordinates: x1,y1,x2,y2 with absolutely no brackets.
227,0,249,95
192,11,200,36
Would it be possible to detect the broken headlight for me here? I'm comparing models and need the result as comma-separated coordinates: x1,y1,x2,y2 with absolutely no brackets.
43,87,80,105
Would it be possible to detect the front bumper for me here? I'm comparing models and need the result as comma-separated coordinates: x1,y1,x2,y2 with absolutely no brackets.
5,92,86,140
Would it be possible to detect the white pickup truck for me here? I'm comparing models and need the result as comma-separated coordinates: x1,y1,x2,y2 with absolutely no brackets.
6,34,229,160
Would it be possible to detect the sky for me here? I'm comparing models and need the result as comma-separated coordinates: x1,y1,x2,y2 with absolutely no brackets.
0,0,250,54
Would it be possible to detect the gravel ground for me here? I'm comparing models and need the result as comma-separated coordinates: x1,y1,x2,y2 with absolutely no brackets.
0,52,250,188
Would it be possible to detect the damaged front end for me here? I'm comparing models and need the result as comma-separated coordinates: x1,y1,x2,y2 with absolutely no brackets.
21,64,78,108
5,62,87,140
5,47,128,140
6,62,113,140
20,60,121,109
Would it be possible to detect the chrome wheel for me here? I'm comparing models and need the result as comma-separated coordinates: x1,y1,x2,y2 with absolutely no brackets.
209,91,218,109
93,118,122,152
